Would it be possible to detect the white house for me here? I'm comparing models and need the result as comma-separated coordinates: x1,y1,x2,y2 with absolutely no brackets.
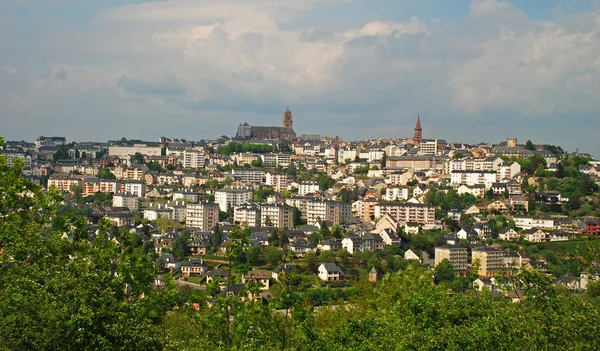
318,263,344,282
404,249,421,262
341,236,364,254
499,227,520,241
525,227,546,242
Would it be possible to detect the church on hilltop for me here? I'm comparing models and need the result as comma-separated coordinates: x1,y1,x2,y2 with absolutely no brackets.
236,108,297,140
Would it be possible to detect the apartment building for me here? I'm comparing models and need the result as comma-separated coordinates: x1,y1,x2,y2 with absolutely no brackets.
374,203,435,225
472,247,505,276
306,199,352,225
450,170,497,189
186,202,220,231
384,186,410,201
298,181,320,196
113,192,139,211
173,188,203,202
265,172,289,192
435,245,468,271
260,203,294,229
183,148,205,169
48,173,82,193
231,169,264,184
215,187,253,212
119,180,145,198
234,203,261,227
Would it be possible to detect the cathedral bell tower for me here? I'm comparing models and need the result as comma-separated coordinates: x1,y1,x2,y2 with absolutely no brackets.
414,115,422,146
282,107,293,129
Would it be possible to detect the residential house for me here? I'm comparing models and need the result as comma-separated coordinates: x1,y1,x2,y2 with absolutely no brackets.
362,233,384,252
487,200,509,212
241,270,271,290
317,239,342,252
290,240,316,257
341,236,364,254
187,239,211,255
498,227,520,241
158,254,180,272
272,263,296,282
181,258,209,277
318,263,345,282
404,249,421,262
525,227,546,242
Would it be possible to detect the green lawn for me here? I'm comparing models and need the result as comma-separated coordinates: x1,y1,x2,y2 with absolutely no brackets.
536,237,599,256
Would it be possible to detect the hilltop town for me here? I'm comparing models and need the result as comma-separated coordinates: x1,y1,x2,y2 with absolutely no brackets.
3,110,599,303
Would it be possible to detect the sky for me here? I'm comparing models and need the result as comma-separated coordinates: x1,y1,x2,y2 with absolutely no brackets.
1,0,599,156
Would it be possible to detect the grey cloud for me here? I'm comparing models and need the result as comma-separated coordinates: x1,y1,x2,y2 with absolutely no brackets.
117,74,187,96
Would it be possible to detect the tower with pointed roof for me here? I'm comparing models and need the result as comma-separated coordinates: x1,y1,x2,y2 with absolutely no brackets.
282,107,293,129
414,115,422,146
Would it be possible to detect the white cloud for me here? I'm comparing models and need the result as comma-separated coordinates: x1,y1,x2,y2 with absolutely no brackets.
2,0,600,153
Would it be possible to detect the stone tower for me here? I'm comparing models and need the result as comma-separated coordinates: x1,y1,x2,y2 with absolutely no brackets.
282,107,293,129
414,115,422,146
369,266,378,283
507,138,517,148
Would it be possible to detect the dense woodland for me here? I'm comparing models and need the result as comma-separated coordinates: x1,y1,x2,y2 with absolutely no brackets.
3,137,600,350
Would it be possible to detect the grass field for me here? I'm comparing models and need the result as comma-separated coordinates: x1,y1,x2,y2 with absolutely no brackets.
537,237,600,256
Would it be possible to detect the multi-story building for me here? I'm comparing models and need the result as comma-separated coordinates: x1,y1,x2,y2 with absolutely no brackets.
119,180,145,198
231,169,264,184
2,151,32,168
183,148,205,169
306,199,352,225
234,203,261,227
450,170,497,189
419,139,438,155
354,197,379,222
374,203,436,225
143,204,173,221
513,215,555,230
388,170,413,186
48,173,82,193
435,245,468,271
186,202,220,231
298,181,320,196
265,172,289,192
215,186,253,212
173,188,202,202
35,136,66,148
108,143,162,158
497,162,521,180
384,186,410,201
472,247,505,276
113,192,139,211
260,203,294,229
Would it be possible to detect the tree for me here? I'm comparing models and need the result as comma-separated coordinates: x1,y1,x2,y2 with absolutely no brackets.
130,152,145,164
525,140,536,150
318,222,331,240
293,207,305,227
331,224,344,239
251,157,263,168
434,259,455,284
96,168,116,180
210,224,223,249
0,141,176,350
264,246,284,266
247,245,262,265
172,236,188,259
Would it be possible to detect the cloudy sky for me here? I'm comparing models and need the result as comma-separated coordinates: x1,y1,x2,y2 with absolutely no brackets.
1,0,599,155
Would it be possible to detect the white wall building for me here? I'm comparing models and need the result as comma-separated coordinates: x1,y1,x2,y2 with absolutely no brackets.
215,187,253,212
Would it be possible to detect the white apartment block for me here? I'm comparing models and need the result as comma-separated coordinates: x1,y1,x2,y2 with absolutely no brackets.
419,139,438,155
113,192,139,211
186,202,220,231
234,203,261,227
120,180,145,198
231,169,264,183
235,153,261,166
108,144,162,158
143,204,173,221
388,171,414,186
450,170,497,189
261,153,291,167
260,203,294,229
497,162,521,180
173,189,202,202
513,216,555,230
167,201,188,222
384,186,410,201
306,199,352,225
183,149,205,169
265,172,289,192
215,187,253,212
435,246,468,271
298,181,320,196
374,203,436,225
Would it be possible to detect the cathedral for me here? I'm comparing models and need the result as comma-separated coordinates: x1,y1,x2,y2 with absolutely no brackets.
236,108,297,140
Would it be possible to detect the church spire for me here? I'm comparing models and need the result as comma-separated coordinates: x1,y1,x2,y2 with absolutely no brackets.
414,115,422,146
